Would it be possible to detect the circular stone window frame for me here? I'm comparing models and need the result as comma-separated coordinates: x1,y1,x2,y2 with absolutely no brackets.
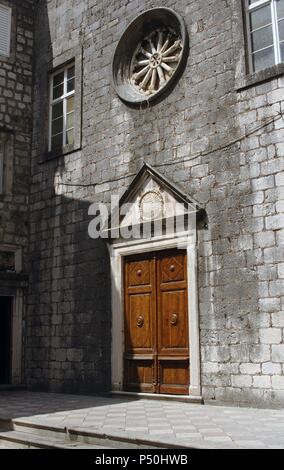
112,8,189,106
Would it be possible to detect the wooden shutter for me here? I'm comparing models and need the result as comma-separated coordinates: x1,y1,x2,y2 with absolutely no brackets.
0,5,12,57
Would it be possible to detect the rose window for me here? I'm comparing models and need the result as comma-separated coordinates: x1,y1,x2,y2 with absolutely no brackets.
112,8,188,105
130,30,183,96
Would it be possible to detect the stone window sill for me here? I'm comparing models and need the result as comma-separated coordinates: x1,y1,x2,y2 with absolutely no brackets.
0,53,14,63
236,63,284,91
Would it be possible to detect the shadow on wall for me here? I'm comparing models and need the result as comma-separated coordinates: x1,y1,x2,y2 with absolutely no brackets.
26,0,112,395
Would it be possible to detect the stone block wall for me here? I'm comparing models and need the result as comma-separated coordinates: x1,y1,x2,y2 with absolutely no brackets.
199,78,284,405
27,0,284,404
0,0,34,251
0,0,34,385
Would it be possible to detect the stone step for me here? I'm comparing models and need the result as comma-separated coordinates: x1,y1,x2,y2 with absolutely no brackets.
111,391,203,404
0,430,112,449
2,419,180,449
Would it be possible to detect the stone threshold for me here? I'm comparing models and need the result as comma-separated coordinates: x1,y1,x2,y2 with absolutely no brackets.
111,391,204,404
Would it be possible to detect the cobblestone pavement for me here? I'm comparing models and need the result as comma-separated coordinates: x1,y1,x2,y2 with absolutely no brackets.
0,392,284,449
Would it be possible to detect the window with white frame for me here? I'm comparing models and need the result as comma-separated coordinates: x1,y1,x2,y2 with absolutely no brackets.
49,63,75,152
0,3,12,57
245,0,284,72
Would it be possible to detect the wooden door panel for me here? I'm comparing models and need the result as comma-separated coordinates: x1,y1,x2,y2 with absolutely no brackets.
124,359,154,393
126,293,152,351
159,289,188,353
128,259,151,286
157,250,189,395
159,359,189,395
159,253,187,284
124,255,156,392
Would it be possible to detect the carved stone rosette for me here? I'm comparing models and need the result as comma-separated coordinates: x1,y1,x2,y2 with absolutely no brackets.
130,30,183,96
112,8,189,105
139,190,164,221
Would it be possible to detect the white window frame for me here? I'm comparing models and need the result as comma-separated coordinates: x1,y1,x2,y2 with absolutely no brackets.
48,63,75,152
245,0,284,72
0,4,12,58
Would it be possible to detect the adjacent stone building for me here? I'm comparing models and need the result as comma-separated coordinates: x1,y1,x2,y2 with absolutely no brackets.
0,0,283,407
0,0,34,385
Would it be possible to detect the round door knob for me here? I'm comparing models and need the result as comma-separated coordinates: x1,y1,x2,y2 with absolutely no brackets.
137,269,142,276
136,315,144,327
170,313,178,326
170,264,175,272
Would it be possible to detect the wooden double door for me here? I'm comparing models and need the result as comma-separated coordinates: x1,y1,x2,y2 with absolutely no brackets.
124,249,189,395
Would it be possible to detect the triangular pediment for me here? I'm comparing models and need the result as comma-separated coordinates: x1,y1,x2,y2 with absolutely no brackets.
105,163,204,240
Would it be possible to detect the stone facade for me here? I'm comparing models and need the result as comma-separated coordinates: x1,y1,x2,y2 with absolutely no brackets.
0,0,33,252
1,0,283,406
0,0,34,384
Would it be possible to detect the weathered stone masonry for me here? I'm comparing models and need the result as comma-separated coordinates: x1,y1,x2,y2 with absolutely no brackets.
4,0,282,404
0,0,34,384
0,0,33,250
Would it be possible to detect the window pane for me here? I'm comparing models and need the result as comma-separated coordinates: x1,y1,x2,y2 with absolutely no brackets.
281,41,284,60
67,65,75,79
66,112,74,130
252,46,275,71
251,24,273,51
67,96,74,113
51,133,63,150
249,0,261,4
53,83,64,100
66,129,74,146
279,18,284,41
276,0,284,20
50,63,76,150
53,71,64,87
250,5,271,31
52,117,63,136
51,101,63,120
67,78,75,93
